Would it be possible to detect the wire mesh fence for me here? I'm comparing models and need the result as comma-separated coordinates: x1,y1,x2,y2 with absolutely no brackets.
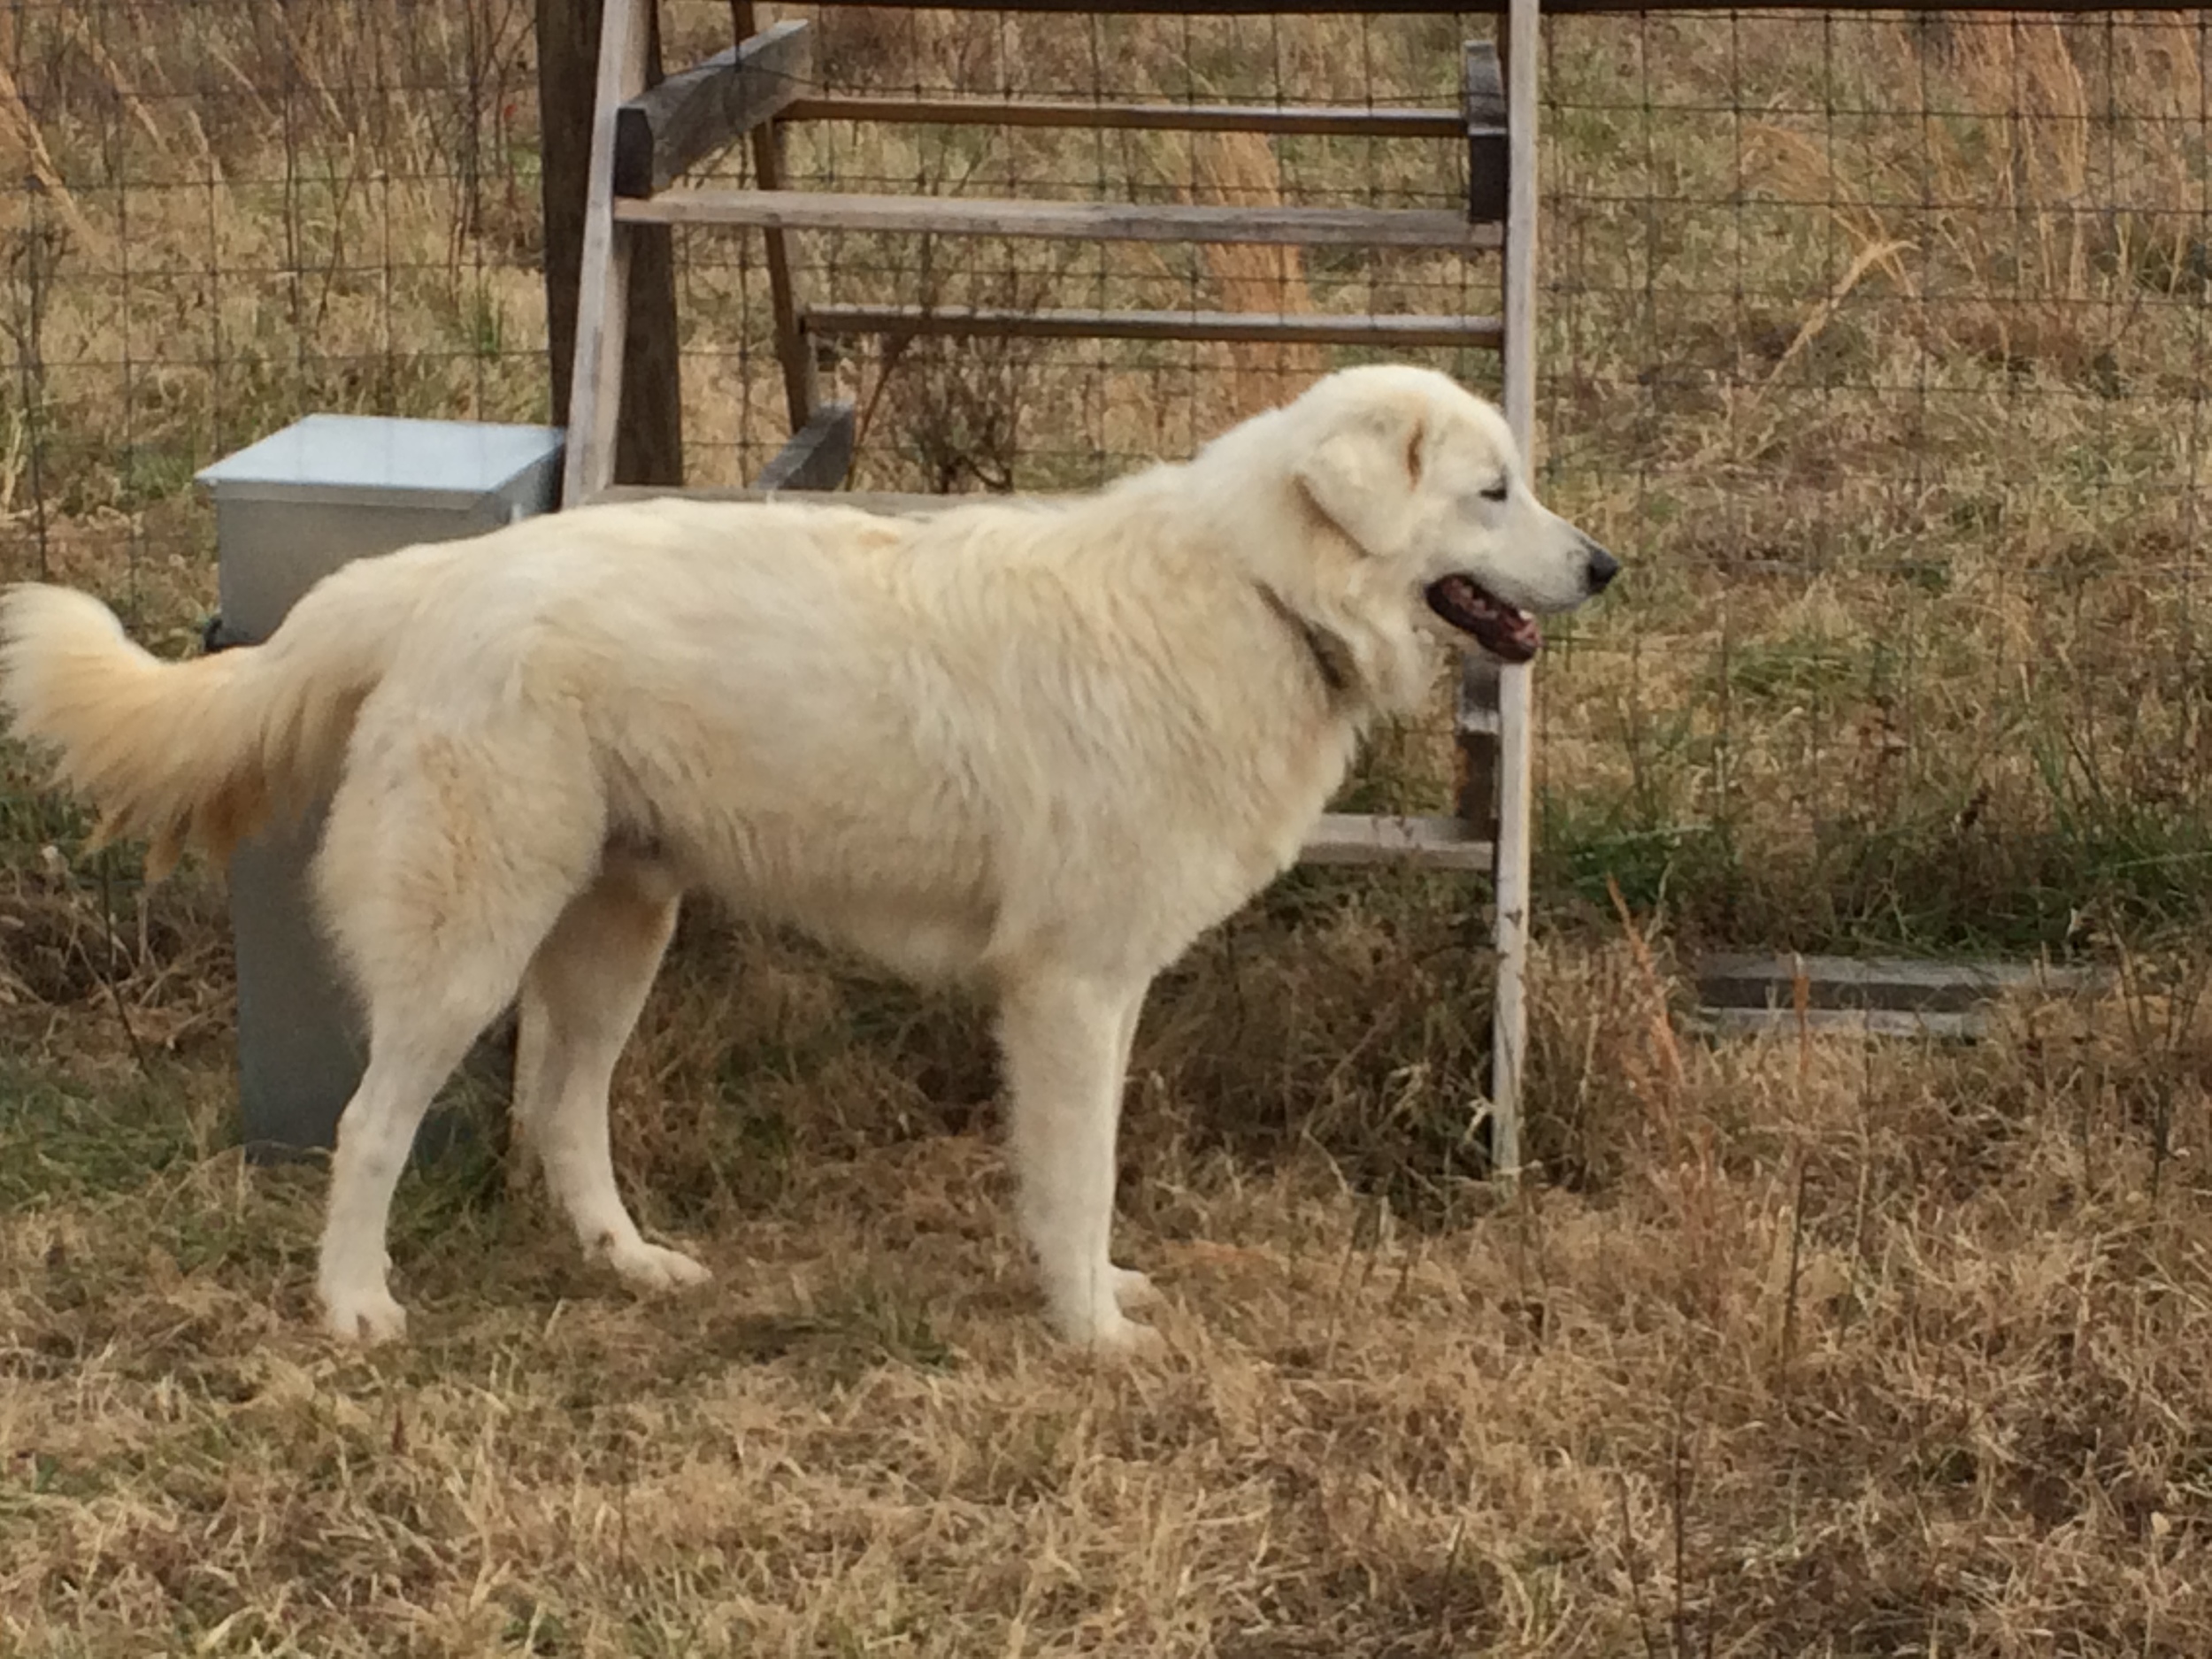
1,0,542,620
3,2,2208,954
1536,7,2212,949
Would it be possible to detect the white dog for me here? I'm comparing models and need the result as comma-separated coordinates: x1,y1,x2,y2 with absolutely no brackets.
0,365,1617,1351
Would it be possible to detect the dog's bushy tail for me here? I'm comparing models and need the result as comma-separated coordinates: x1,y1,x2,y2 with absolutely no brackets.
1,556,426,879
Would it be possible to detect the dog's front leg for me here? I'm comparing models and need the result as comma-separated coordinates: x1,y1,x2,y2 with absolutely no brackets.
996,969,1156,1352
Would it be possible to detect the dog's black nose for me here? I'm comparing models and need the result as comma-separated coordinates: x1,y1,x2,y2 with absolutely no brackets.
1584,541,1620,593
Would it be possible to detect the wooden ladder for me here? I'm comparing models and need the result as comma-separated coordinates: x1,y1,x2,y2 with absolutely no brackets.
559,0,1547,1174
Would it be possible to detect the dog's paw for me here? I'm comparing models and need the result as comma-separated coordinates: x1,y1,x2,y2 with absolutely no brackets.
1055,1302,1164,1357
322,1284,409,1346
1110,1265,1160,1310
607,1240,712,1294
1086,1314,1164,1358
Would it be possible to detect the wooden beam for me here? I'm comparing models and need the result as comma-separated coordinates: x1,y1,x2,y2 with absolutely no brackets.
1463,41,1507,227
781,94,1463,140
538,0,682,496
1694,953,2115,1043
1696,1008,1993,1042
753,401,856,492
1455,653,1502,838
612,19,812,197
617,189,1504,250
1696,953,2112,1015
1485,0,1541,1183
538,0,601,435
1301,814,1494,872
804,303,1503,349
730,2,818,439
557,0,674,508
563,0,649,504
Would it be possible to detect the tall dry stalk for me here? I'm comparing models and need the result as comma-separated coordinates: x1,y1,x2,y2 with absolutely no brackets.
1183,131,1325,419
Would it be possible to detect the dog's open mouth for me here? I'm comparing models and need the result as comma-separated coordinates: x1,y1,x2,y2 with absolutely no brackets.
1425,575,1541,664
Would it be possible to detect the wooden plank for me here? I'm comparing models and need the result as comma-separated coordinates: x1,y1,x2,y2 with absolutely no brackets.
612,19,811,196
1454,652,1502,837
781,94,1463,140
803,303,1503,349
1696,953,2112,1015
538,0,599,436
560,0,657,509
1500,10,1540,487
1301,814,1494,872
539,0,682,495
1463,41,1508,227
1694,1007,1993,1043
728,3,818,437
1484,0,1540,1184
753,401,856,492
617,189,1504,250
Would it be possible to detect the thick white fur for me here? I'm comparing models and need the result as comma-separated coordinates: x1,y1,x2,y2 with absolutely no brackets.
0,365,1612,1351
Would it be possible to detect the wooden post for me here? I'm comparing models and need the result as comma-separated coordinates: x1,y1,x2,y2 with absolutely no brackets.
731,0,818,435
1455,42,1507,853
1463,40,1509,227
539,0,683,494
1488,0,1542,1183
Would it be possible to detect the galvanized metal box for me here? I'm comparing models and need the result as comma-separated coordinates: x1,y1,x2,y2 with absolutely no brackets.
196,414,566,1158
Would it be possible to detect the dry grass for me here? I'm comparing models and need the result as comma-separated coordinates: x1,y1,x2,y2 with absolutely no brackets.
8,4,2212,1652
11,867,2212,1654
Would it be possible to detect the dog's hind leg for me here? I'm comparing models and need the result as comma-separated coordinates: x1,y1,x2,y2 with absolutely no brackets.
312,723,607,1344
996,970,1156,1351
319,1002,507,1343
511,854,706,1294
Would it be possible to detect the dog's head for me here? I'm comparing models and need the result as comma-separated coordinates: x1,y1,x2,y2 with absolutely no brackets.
1273,365,1617,668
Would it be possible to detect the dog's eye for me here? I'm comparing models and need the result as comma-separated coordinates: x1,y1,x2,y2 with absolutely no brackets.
1479,481,1510,503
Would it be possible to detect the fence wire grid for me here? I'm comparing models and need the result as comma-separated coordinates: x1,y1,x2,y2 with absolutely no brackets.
3,2,2209,952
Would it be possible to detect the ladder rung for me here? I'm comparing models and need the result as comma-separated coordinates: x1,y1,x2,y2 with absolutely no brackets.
614,189,1504,248
1300,813,1494,871
616,21,811,196
780,94,1465,141
804,303,1502,349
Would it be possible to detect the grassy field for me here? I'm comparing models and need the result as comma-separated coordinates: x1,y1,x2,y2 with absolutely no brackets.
11,880,2212,1654
7,2,2212,1653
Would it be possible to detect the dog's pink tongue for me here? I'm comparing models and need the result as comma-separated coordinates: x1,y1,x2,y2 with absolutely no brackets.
1499,607,1541,657
1429,574,1541,664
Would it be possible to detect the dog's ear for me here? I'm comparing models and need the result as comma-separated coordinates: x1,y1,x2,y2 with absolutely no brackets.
1293,397,1427,556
